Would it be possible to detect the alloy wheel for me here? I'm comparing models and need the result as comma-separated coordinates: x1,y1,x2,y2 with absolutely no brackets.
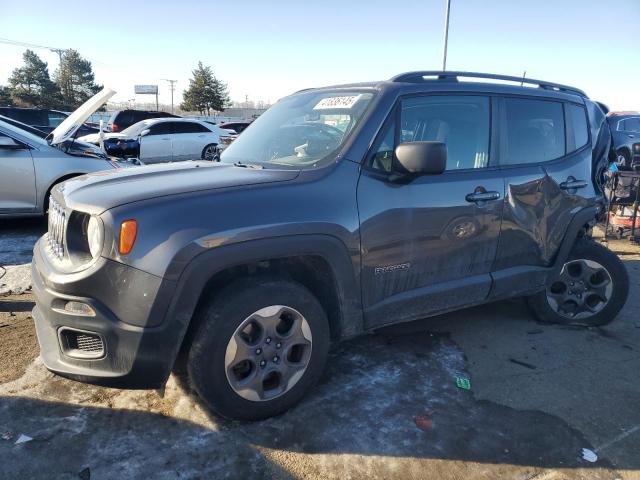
203,145,217,160
224,305,313,401
546,259,613,319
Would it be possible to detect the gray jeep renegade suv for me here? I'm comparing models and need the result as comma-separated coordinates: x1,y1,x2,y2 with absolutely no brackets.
32,71,629,420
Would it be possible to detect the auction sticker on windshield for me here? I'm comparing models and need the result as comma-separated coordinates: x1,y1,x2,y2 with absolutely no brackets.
314,95,362,110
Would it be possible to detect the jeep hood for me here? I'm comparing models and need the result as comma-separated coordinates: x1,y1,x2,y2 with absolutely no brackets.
49,88,116,145
55,162,300,214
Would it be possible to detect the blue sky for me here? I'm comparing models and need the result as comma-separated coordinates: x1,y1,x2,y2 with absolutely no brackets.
1,0,639,109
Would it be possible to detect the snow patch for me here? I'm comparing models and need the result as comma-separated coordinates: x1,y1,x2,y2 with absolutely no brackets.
0,264,32,295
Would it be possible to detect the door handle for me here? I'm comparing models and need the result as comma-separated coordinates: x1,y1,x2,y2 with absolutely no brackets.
560,179,588,190
465,191,501,203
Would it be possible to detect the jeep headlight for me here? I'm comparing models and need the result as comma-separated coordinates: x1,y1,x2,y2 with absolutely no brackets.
86,216,103,258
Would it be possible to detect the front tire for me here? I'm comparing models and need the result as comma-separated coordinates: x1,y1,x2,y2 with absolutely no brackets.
187,277,330,420
527,239,629,326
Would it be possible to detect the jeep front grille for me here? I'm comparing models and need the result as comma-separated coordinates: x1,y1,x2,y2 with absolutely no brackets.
47,197,66,258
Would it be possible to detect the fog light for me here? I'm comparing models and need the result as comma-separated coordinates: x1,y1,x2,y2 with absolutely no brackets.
63,301,96,317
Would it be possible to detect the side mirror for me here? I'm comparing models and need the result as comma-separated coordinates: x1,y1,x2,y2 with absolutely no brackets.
0,136,25,150
393,141,446,179
139,129,150,137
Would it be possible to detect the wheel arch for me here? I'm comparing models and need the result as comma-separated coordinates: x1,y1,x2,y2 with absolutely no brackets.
41,172,85,214
549,205,599,279
161,235,364,360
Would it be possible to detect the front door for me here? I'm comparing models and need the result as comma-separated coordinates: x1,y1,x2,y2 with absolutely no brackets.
0,133,36,213
357,94,504,328
139,122,173,163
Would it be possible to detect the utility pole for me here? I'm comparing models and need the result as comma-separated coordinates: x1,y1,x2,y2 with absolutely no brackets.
162,79,177,113
441,0,451,71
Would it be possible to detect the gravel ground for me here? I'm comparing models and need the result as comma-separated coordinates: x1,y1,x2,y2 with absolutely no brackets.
1,219,639,479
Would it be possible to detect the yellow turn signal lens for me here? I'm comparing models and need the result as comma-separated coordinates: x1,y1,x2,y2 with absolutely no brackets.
119,220,137,255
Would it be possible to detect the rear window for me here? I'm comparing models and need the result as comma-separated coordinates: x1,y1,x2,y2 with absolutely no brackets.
173,122,209,133
502,98,565,165
1,108,46,126
619,117,640,133
567,104,589,151
47,111,67,128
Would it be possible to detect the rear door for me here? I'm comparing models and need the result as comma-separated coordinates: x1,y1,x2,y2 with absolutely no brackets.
139,122,173,163
491,96,596,296
357,94,504,328
0,130,36,213
170,121,212,161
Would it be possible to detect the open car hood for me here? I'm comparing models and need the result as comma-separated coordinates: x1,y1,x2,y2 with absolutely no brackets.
49,88,115,145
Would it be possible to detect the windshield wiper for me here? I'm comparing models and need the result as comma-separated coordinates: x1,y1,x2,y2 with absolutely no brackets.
234,161,263,169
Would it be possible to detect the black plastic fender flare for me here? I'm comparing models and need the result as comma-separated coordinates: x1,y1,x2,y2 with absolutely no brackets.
549,205,599,280
158,234,364,349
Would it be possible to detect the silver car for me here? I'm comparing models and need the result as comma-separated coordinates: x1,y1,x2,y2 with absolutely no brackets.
0,88,130,218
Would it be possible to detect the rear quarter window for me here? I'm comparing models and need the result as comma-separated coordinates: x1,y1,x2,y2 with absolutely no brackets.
566,103,589,151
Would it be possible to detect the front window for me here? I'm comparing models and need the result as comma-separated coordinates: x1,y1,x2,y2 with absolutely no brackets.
120,120,154,136
220,90,375,168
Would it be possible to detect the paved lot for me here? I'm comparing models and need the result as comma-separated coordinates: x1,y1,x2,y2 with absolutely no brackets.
1,218,639,479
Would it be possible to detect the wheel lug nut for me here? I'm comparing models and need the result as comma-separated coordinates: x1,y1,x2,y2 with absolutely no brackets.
260,360,266,367
276,342,282,349
273,356,279,363
255,348,262,355
265,337,271,344
570,282,575,286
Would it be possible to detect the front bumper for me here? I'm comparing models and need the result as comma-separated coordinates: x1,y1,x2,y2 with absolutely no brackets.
32,238,183,389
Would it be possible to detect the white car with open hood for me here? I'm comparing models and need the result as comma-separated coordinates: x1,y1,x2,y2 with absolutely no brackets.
78,118,233,163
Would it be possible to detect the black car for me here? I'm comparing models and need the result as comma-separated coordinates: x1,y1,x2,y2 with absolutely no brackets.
607,112,640,169
0,107,98,137
219,121,252,134
108,109,180,132
32,71,628,421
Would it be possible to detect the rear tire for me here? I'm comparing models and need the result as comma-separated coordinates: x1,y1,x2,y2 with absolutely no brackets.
527,239,629,326
201,144,218,161
187,277,330,420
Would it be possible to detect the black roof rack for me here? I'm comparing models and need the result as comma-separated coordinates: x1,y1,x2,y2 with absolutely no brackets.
390,71,587,98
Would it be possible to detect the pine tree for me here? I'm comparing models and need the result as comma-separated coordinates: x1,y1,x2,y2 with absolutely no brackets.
54,50,101,110
0,85,12,106
180,62,229,115
7,50,61,108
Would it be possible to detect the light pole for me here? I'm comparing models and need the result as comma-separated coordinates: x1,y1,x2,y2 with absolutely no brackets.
163,79,177,113
441,0,451,71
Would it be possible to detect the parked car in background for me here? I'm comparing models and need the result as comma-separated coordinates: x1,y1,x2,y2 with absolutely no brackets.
31,71,627,421
79,118,231,163
0,89,131,218
0,106,99,137
107,109,180,132
607,111,640,169
219,121,252,134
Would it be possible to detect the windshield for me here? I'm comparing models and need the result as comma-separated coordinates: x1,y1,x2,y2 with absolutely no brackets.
0,119,49,146
120,120,154,136
220,90,375,168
